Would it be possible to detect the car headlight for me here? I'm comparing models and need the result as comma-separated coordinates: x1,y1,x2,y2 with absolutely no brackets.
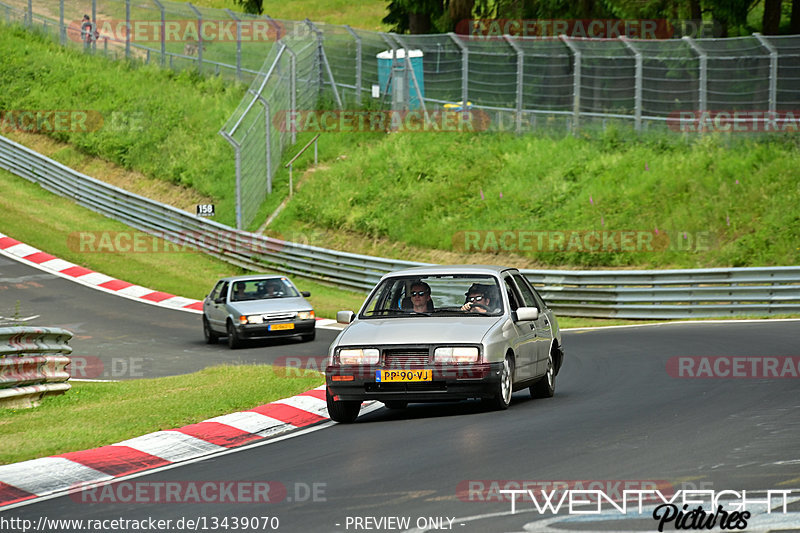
241,315,263,324
434,346,479,364
338,348,380,365
297,311,315,320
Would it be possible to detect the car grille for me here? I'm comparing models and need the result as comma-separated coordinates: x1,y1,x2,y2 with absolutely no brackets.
383,348,429,368
262,312,296,321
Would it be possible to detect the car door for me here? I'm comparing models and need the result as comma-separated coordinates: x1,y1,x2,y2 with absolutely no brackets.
513,273,553,378
502,275,537,382
204,281,229,331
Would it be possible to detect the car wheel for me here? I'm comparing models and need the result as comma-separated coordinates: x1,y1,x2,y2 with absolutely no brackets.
203,316,218,344
530,349,556,398
383,401,408,410
485,355,513,410
326,388,360,423
226,321,242,350
301,330,316,342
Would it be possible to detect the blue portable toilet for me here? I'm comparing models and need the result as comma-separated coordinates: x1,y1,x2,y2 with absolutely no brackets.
377,49,425,109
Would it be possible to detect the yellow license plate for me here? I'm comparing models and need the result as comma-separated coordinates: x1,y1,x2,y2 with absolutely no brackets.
269,323,295,331
377,369,432,382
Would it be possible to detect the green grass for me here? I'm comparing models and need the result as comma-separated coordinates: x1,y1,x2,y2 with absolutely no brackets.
0,365,323,465
271,131,800,268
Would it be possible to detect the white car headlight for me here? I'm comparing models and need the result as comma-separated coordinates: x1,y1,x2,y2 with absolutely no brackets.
434,346,479,364
339,348,380,365
245,315,264,324
297,311,315,320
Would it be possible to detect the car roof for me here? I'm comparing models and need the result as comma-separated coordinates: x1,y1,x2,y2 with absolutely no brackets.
379,265,518,279
217,274,289,283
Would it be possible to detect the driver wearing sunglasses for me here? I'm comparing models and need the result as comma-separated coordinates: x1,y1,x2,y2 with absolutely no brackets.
409,282,433,313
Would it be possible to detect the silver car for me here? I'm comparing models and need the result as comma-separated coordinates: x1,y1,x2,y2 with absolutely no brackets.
325,265,564,422
202,275,316,349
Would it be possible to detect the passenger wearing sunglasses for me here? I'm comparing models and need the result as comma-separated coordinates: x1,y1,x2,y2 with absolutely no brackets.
409,282,434,313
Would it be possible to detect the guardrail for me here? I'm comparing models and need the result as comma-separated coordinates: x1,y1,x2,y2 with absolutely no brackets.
0,326,73,408
1,134,799,319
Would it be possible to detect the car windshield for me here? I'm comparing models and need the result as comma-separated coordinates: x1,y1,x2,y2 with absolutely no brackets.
360,274,503,318
230,278,299,302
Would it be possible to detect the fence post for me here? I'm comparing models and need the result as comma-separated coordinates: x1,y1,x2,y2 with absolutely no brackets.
682,36,706,116
225,9,241,81
560,35,581,135
284,44,297,145
306,20,343,109
504,35,524,135
263,99,272,194
153,0,166,67
125,0,131,59
620,36,642,133
220,132,243,230
26,0,31,26
59,0,65,45
344,25,362,106
392,35,428,114
449,33,468,108
753,33,778,116
187,3,203,71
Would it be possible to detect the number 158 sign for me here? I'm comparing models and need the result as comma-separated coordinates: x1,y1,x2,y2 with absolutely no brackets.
196,204,215,217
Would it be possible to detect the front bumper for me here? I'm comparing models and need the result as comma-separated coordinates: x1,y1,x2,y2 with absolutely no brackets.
326,363,504,402
235,319,315,340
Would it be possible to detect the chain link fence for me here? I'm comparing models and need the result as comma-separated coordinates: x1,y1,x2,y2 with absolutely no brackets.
2,0,800,229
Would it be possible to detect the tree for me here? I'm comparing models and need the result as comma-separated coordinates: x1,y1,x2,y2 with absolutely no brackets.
762,0,783,34
234,0,263,15
383,0,445,34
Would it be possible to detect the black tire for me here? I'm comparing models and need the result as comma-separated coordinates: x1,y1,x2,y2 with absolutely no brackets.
301,330,316,342
226,321,242,350
530,349,556,398
326,389,361,423
203,316,218,344
383,401,408,410
484,355,513,410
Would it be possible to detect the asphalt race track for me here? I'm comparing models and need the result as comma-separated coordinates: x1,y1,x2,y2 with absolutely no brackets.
2,255,800,532
0,257,339,378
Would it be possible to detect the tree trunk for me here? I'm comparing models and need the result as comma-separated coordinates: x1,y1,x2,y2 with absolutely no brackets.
408,12,432,34
762,0,783,34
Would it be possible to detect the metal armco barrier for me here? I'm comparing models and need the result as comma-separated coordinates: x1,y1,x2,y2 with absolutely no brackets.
0,326,73,408
1,134,799,319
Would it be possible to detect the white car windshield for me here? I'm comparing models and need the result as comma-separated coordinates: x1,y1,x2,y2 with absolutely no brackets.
360,275,503,317
230,278,299,302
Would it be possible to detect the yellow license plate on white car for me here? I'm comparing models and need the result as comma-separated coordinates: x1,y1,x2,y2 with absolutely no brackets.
376,369,432,382
268,323,294,331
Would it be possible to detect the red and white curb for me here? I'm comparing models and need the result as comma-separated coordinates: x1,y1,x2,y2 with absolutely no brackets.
0,232,338,328
0,387,385,509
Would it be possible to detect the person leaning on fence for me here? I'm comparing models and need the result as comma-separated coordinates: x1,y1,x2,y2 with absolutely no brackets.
81,15,94,48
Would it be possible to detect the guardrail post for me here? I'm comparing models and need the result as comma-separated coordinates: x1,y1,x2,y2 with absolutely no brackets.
753,33,778,116
560,35,581,135
620,36,642,133
225,9,241,81
154,0,166,67
449,33,469,109
344,25,362,106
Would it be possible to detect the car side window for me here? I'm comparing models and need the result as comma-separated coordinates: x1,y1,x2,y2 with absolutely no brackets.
218,282,229,301
512,274,539,309
503,277,522,312
209,281,224,301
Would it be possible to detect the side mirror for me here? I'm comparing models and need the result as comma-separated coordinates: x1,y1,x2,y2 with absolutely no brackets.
336,310,355,324
214,297,226,304
514,307,539,322
301,291,311,297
